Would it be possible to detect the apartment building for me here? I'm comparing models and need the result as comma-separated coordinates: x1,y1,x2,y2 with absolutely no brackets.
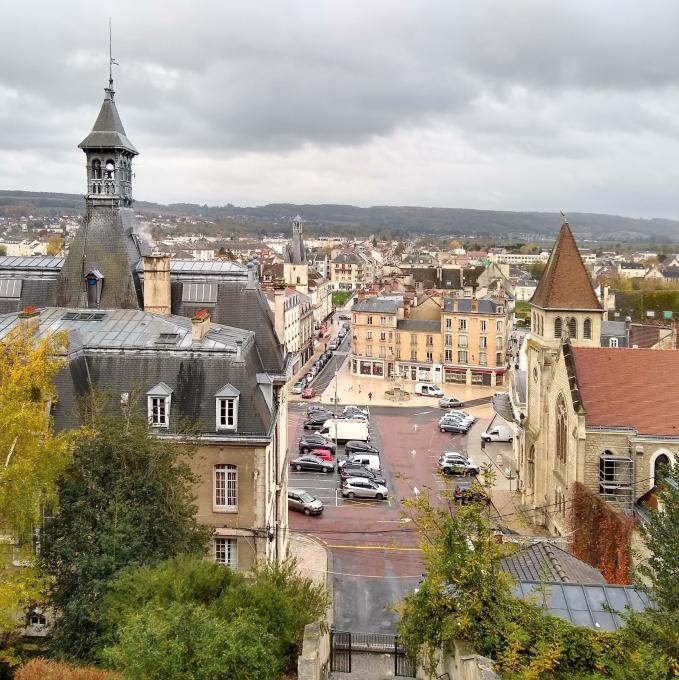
441,297,509,387
331,252,368,290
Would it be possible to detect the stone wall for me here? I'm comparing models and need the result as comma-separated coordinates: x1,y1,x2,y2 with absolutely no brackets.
416,641,500,680
297,621,330,680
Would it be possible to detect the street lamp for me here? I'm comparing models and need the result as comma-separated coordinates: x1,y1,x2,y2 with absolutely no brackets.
334,370,339,453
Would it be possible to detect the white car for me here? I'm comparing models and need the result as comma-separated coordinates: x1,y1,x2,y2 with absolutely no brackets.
341,477,388,500
439,413,475,427
291,381,305,394
343,405,369,419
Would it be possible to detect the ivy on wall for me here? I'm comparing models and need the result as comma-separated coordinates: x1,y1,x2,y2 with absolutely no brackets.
568,482,634,584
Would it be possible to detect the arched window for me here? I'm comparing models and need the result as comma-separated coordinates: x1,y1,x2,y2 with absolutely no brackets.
583,318,592,340
609,337,618,348
528,445,535,489
532,312,536,332
105,159,115,180
554,317,562,338
540,315,544,336
654,453,670,486
568,317,577,339
92,159,102,179
555,394,567,467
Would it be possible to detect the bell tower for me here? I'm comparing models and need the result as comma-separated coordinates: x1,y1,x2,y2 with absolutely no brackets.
56,74,143,309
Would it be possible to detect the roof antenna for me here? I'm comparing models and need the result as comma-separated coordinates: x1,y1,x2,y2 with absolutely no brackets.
108,18,119,93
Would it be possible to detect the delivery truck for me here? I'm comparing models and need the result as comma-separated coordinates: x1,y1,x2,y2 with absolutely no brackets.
319,419,370,443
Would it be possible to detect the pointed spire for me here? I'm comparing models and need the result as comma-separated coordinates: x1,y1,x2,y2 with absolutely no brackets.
530,221,601,310
78,86,138,154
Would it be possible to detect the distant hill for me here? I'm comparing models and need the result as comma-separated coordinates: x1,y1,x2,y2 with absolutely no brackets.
1,190,677,242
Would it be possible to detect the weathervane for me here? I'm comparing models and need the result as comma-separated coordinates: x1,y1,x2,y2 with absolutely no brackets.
108,17,119,90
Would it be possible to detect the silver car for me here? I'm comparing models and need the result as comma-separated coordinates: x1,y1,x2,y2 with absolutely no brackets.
288,488,324,515
341,477,388,500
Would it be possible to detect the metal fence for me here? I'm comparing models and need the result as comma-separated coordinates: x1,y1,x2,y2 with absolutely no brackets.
329,629,415,677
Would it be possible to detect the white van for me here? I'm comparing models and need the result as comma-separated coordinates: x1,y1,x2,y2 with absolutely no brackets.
338,454,381,472
481,425,513,443
319,419,370,443
414,383,444,398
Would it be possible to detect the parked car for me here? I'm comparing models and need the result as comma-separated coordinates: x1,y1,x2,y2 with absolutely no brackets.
305,372,314,383
453,480,490,505
338,327,347,338
438,452,479,476
343,405,369,419
323,351,333,362
288,488,323,515
338,453,381,472
302,387,316,399
439,420,471,434
303,413,330,430
341,411,368,421
341,477,388,500
480,425,513,443
306,404,330,416
291,381,305,394
298,434,336,455
415,383,445,398
439,413,475,428
308,366,318,377
318,419,370,443
439,396,464,408
345,440,380,455
308,448,333,461
338,313,351,320
339,464,386,485
290,455,334,473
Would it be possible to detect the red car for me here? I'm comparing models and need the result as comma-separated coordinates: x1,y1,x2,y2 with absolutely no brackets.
302,387,316,399
308,449,333,461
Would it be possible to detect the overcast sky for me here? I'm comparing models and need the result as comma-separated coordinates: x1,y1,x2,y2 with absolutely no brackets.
1,0,679,218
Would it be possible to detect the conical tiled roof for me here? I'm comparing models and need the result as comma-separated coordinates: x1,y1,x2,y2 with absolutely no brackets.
78,87,138,154
530,222,601,310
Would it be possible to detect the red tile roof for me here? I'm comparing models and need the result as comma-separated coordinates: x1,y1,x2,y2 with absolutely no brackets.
571,346,679,435
531,223,601,310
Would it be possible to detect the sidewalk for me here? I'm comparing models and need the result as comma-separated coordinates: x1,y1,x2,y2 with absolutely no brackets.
318,351,498,408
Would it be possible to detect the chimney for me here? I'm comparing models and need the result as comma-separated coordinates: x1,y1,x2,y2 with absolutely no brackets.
471,295,479,313
235,339,243,362
453,298,458,312
191,308,211,342
18,306,40,336
273,280,286,345
143,254,171,315
624,316,631,346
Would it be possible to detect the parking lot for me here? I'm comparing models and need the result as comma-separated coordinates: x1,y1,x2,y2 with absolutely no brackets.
287,403,396,509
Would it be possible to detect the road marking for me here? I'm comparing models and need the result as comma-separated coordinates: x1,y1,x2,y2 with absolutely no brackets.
413,411,431,416
324,543,421,551
376,518,412,523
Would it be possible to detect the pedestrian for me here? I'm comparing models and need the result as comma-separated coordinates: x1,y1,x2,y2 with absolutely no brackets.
368,391,372,402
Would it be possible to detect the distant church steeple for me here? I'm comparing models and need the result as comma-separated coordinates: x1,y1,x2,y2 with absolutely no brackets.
287,214,306,264
56,70,143,309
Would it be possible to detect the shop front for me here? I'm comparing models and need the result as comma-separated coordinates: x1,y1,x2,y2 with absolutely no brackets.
353,359,384,377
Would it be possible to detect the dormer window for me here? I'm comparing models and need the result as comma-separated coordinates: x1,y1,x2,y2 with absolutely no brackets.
147,382,173,428
215,384,240,431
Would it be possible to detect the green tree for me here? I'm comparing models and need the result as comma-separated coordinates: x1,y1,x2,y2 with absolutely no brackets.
100,556,329,679
394,242,406,256
397,487,675,679
46,235,64,256
41,397,211,662
530,261,546,281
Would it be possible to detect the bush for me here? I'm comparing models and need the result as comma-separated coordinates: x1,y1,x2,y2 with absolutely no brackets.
100,556,330,679
15,659,120,679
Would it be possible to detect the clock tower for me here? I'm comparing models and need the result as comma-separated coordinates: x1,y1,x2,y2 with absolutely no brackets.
57,77,143,309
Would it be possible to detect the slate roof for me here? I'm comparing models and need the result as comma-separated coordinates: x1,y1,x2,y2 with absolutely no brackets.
396,319,440,332
441,297,505,314
570,346,679,435
501,543,605,584
78,87,138,154
332,252,363,265
531,223,601,310
170,281,286,375
0,308,274,438
0,256,64,271
661,267,679,279
441,269,463,290
353,298,402,314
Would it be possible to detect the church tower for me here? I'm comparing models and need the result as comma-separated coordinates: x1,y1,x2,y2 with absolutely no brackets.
521,221,603,524
289,214,306,265
56,77,143,309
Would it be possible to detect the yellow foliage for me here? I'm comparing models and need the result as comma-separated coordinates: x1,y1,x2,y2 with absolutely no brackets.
0,326,78,541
